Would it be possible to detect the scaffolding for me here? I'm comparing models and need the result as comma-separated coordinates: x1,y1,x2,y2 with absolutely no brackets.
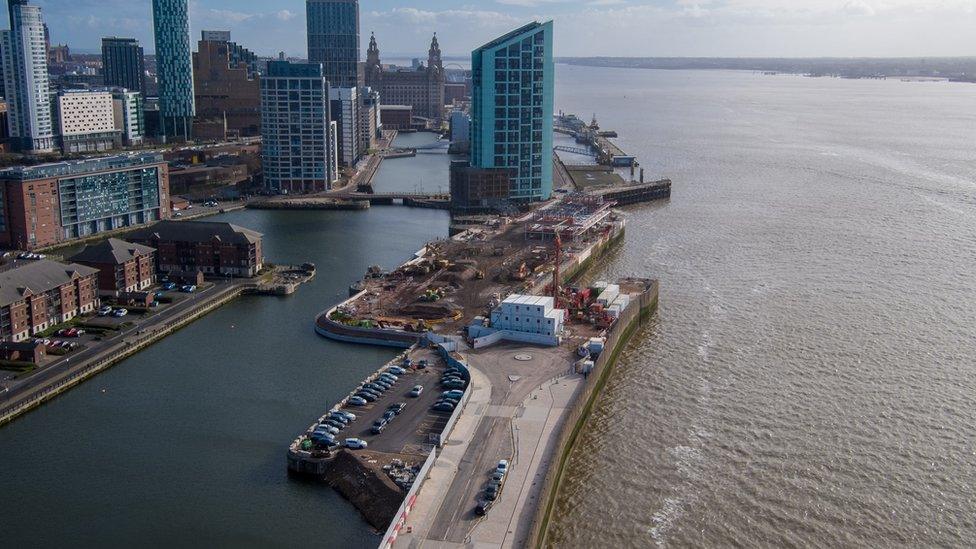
524,193,615,242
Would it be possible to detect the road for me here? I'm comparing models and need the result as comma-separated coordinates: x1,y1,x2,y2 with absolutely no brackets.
425,343,577,542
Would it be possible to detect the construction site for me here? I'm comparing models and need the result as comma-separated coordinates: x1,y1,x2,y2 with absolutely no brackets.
317,193,627,346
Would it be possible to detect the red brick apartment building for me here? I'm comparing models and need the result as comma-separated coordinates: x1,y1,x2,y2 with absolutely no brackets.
0,260,100,342
125,220,263,278
0,153,170,250
69,238,156,297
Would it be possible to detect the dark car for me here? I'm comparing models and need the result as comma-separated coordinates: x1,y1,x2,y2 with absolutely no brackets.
475,499,493,516
387,403,406,415
485,485,499,501
355,392,377,402
371,420,387,435
325,420,346,430
433,402,455,412
382,410,397,421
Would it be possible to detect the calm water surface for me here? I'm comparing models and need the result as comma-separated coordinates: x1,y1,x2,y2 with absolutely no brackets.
548,66,976,547
0,207,449,547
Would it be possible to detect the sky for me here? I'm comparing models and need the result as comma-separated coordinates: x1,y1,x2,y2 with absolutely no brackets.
28,0,976,58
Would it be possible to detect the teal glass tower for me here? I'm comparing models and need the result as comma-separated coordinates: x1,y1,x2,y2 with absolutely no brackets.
152,0,195,140
471,21,554,202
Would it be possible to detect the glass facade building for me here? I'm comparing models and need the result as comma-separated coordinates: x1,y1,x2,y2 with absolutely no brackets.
0,153,169,249
1,0,55,153
260,61,337,194
471,21,554,202
152,0,195,140
101,37,146,95
306,0,361,88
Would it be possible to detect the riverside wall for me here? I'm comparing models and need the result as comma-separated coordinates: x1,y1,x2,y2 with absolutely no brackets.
530,279,659,548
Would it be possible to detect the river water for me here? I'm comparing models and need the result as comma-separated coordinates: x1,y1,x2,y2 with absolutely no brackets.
0,206,448,547
1,67,974,548
547,66,976,547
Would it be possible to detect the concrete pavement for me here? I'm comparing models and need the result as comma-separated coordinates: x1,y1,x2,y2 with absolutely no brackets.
395,363,493,548
469,374,583,548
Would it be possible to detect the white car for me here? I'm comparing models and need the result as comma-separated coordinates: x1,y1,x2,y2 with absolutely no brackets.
98,306,113,316
345,438,368,449
113,308,129,317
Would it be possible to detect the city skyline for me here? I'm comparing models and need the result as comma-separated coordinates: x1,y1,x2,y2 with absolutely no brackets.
19,0,976,59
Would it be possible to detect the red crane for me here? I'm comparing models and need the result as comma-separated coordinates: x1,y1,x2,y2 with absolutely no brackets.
552,232,562,309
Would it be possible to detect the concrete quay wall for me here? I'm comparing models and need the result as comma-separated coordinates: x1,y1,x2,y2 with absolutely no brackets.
529,279,659,548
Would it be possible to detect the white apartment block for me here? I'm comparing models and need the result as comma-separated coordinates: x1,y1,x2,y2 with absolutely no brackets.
1,2,55,153
58,91,116,136
329,86,361,168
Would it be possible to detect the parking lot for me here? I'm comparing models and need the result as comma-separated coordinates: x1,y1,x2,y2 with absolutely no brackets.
331,348,457,456
16,284,212,364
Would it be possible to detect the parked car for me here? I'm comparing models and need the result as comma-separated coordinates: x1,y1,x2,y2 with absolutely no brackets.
180,285,197,293
371,420,387,435
348,396,368,406
416,360,428,370
409,385,423,398
442,390,465,399
444,380,467,390
387,403,406,415
324,419,346,430
98,305,114,316
433,402,455,412
335,411,356,421
496,460,509,475
372,380,392,390
485,485,499,500
112,308,128,317
382,410,397,422
475,499,494,516
314,425,339,436
379,374,398,383
387,366,406,375
355,392,377,403
345,438,368,449
328,414,350,425
311,433,336,446
162,282,177,291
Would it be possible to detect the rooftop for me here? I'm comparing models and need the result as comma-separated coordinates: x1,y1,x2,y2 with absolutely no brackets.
475,21,549,52
502,294,554,307
126,220,262,246
69,238,155,266
0,260,99,308
0,153,165,182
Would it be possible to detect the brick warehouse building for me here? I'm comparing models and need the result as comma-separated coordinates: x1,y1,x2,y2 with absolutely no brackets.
126,220,263,278
69,238,156,297
192,31,261,140
0,259,100,341
0,154,171,250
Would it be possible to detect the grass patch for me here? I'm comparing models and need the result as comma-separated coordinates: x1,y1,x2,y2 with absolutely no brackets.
0,360,36,373
36,316,85,338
